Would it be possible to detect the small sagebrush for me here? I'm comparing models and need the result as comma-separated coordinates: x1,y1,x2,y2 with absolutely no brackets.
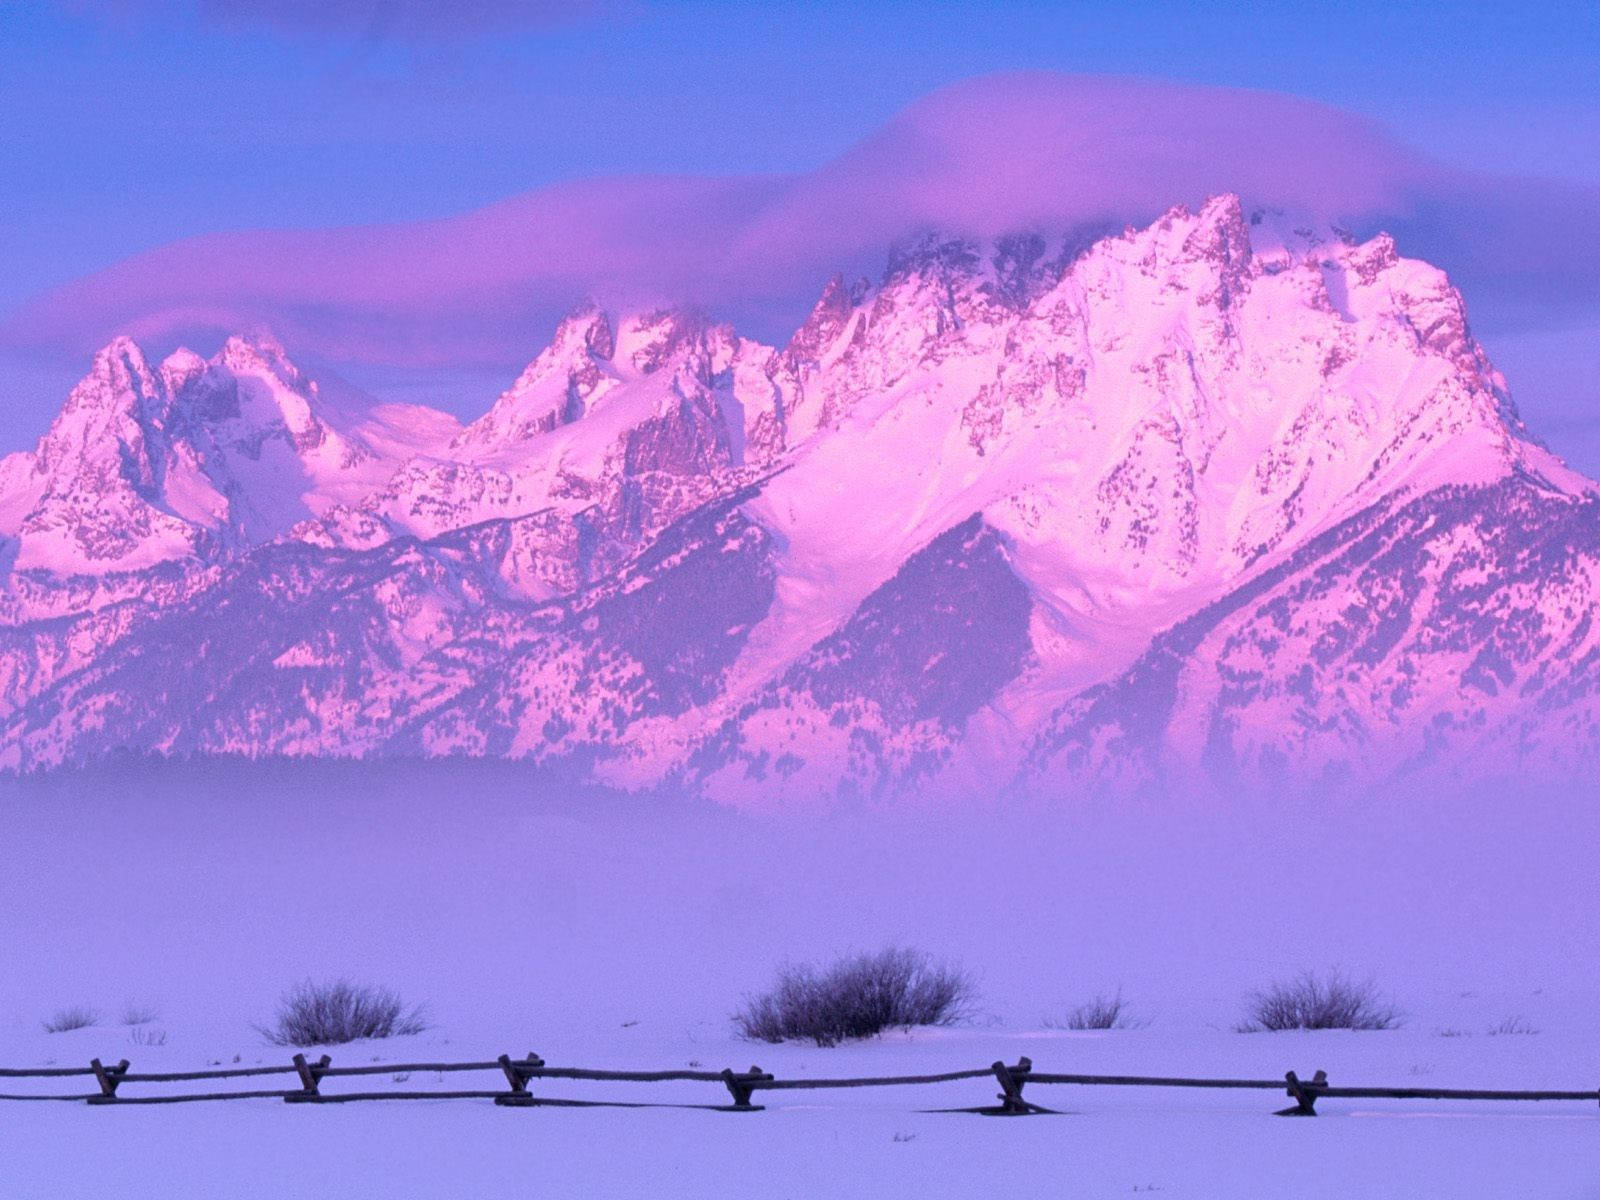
42,1006,98,1034
734,947,974,1047
120,1002,159,1026
1050,992,1135,1031
1238,970,1401,1032
1487,1016,1537,1036
257,980,428,1047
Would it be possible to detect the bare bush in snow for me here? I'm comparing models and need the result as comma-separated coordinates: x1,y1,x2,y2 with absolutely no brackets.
1237,970,1401,1032
41,1006,98,1033
120,1002,159,1026
734,947,974,1047
257,980,428,1047
1487,1015,1538,1036
1049,991,1135,1030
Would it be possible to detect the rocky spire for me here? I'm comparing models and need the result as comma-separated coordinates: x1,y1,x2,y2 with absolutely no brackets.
784,275,859,369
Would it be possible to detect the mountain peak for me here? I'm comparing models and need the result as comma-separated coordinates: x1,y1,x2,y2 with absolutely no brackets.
453,304,631,452
1180,192,1250,261
883,232,983,285
75,336,158,408
163,345,205,363
615,307,707,374
213,331,312,397
159,346,207,382
549,301,616,362
94,333,147,367
0,329,450,579
785,274,862,367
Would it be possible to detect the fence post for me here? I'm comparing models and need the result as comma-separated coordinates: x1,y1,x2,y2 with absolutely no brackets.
1276,1070,1327,1116
497,1053,544,1095
287,1053,332,1101
720,1066,771,1111
88,1058,129,1102
990,1057,1036,1115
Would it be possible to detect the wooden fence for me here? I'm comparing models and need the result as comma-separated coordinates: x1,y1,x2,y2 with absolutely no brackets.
3,1054,1598,1117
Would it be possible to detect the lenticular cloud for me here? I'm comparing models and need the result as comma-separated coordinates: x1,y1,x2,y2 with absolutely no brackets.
4,72,1596,368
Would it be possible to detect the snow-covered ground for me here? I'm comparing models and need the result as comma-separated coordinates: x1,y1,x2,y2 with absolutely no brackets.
2,762,1597,1198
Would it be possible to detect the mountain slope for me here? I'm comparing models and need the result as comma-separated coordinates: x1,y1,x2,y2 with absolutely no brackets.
1023,471,1600,791
0,195,1594,795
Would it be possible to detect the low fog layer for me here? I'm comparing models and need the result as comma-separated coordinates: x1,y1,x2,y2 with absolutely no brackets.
3,760,1590,1039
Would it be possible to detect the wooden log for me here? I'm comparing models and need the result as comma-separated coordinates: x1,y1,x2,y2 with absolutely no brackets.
494,1094,695,1110
496,1054,544,1093
89,1058,114,1099
1027,1073,1285,1089
319,1061,502,1078
1314,1085,1600,1102
497,1054,526,1093
291,1053,314,1094
0,1066,99,1078
719,1066,772,1110
990,1057,1042,1116
0,1091,102,1101
92,1089,299,1105
290,1053,331,1097
520,1066,731,1083
288,1090,509,1104
89,1058,129,1099
756,1068,995,1090
121,1065,300,1082
1276,1070,1327,1117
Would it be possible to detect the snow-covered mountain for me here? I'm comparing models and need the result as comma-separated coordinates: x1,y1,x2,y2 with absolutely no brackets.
296,305,795,601
0,332,455,585
1,194,1595,795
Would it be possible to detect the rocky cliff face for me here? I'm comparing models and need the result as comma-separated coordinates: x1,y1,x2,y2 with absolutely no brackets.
0,195,1593,796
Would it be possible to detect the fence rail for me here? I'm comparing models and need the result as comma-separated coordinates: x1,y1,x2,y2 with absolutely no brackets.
1,1053,1595,1117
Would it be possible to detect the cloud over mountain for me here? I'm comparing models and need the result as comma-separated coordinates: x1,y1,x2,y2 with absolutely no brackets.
5,72,1597,371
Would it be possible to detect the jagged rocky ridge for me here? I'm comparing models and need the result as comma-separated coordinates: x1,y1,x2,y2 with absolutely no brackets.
0,194,1594,797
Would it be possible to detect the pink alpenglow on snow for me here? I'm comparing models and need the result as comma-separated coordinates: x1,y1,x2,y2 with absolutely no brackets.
1,197,1598,796
5,22,1600,1199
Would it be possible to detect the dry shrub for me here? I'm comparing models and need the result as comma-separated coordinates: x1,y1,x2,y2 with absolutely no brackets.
1238,970,1401,1032
257,980,428,1047
734,948,974,1047
1051,992,1135,1031
42,1006,98,1034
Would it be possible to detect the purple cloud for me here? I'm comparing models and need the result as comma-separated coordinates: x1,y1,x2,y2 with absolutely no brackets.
5,72,1597,369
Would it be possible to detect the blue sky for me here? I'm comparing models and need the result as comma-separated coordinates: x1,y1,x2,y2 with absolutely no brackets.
5,0,1597,307
1,0,1596,456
